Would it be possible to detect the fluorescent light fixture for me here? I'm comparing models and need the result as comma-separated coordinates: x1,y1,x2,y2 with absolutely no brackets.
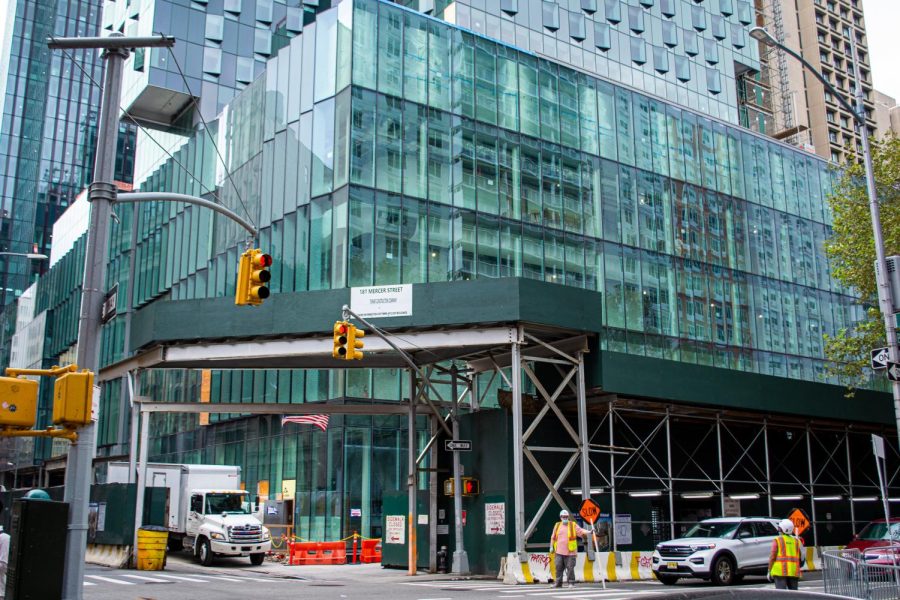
628,491,662,498
681,492,715,499
772,495,803,501
728,493,760,500
569,488,605,496
813,495,842,502
851,496,879,502
889,498,900,503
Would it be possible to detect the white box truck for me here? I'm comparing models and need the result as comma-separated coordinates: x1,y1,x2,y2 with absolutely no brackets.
107,462,272,566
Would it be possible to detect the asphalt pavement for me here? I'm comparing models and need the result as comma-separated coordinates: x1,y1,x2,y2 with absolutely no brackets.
81,553,832,600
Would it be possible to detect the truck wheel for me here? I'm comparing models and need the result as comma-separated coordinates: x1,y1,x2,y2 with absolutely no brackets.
711,555,735,586
250,553,265,566
657,575,679,585
198,538,214,566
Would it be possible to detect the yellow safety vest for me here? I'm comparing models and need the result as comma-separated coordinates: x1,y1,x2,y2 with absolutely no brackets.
770,534,801,578
551,520,578,553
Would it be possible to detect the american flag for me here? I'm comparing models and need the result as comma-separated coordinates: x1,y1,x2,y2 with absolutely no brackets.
281,414,329,432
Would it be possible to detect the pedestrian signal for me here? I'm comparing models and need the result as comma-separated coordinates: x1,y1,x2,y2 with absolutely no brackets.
462,477,480,497
235,248,272,306
0,376,38,430
52,370,95,427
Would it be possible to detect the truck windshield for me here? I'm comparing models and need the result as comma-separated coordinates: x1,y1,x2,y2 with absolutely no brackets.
206,493,251,515
683,522,740,539
858,522,900,541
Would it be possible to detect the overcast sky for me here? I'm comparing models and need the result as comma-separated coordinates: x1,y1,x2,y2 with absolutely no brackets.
862,0,900,101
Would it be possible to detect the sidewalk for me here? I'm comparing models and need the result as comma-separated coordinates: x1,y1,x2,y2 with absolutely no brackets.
164,552,498,584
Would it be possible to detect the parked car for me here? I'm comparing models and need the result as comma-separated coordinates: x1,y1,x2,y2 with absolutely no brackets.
652,517,788,586
846,519,900,552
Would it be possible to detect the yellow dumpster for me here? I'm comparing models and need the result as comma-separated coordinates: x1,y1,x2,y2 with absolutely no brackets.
136,526,168,571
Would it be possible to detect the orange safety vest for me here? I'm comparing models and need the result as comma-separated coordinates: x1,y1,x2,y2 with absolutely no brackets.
551,520,578,553
770,534,801,578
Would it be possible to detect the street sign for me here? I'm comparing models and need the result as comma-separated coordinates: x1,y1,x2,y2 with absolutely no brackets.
445,440,472,452
871,347,890,370
888,362,900,382
788,508,810,536
579,498,602,523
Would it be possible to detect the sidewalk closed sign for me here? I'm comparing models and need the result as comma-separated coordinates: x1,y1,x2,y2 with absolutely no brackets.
485,502,505,535
351,285,413,318
385,515,405,544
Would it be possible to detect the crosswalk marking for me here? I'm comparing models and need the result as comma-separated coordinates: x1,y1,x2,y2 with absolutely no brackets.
153,573,211,583
85,575,135,585
121,573,172,583
83,582,95,586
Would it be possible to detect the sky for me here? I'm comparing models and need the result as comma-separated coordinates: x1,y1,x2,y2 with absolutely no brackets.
863,0,900,101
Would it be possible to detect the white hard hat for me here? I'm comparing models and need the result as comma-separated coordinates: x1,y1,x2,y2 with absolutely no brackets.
560,509,570,518
779,519,795,534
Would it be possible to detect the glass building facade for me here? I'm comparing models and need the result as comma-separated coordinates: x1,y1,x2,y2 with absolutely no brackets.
0,0,135,309
10,0,882,543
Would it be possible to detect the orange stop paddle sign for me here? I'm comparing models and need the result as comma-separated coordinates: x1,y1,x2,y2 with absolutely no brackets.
788,508,810,536
579,498,602,523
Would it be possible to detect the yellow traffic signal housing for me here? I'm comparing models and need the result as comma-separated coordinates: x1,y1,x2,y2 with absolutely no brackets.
333,321,350,359
52,371,95,427
461,477,480,497
347,326,365,360
0,376,38,430
235,249,272,306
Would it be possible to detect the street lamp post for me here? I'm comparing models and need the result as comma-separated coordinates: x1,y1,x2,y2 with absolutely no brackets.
749,28,900,451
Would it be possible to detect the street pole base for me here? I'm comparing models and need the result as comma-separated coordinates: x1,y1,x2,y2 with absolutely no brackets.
452,550,470,575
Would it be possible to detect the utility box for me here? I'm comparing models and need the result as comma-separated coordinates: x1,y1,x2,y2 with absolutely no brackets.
52,371,94,426
0,377,38,429
875,256,900,314
6,498,68,599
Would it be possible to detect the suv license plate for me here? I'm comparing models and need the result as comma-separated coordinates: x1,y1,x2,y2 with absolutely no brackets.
667,562,678,569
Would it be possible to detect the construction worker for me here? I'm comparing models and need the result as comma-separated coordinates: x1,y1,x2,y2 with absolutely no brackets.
0,525,9,598
549,509,590,588
768,518,802,590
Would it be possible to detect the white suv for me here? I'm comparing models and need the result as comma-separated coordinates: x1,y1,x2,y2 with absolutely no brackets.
652,517,786,585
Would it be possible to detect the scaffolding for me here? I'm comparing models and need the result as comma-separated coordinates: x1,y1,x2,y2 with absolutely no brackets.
754,0,807,146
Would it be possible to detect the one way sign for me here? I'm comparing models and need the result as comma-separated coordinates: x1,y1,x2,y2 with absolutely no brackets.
872,347,890,370
888,362,900,382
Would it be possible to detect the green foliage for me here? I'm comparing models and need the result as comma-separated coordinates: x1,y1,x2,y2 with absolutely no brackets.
824,137,900,390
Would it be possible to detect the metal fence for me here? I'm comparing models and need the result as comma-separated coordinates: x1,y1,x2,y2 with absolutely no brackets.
823,547,900,600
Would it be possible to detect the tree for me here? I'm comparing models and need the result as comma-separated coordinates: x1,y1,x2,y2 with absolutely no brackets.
824,136,900,390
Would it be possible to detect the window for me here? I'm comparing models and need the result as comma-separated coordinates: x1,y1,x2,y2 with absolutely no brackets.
191,495,203,513
594,22,612,51
542,2,560,31
754,521,779,537
691,5,706,31
662,21,677,47
828,130,838,143
605,0,621,24
628,5,644,33
660,0,675,17
630,37,647,64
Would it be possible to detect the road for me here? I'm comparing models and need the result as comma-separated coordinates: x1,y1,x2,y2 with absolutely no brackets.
82,556,828,600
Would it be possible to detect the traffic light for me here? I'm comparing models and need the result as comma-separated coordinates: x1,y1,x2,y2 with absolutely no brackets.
333,321,350,359
0,376,38,430
52,370,95,427
333,322,365,360
461,477,480,497
347,325,365,360
235,248,273,306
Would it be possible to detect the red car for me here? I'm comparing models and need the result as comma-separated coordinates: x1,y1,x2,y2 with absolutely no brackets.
847,519,900,552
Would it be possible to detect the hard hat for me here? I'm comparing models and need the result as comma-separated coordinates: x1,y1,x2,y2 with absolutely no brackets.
779,519,795,534
23,489,50,500
559,509,570,518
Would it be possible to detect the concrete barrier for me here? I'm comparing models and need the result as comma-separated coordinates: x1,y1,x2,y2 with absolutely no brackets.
86,544,131,568
503,546,831,585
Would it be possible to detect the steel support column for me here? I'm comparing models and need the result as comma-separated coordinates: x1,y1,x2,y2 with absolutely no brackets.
609,403,617,552
846,427,856,534
408,369,417,576
717,414,725,516
764,419,773,519
575,351,593,560
665,407,675,539
511,340,525,558
429,413,438,573
806,424,818,547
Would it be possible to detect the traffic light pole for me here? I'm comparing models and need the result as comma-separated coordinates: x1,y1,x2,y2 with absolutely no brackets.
450,365,470,575
48,33,174,600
